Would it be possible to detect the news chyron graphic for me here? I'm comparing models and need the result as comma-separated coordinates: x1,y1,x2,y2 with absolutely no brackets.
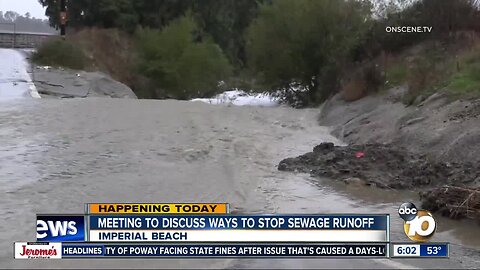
398,202,436,242
17,202,453,260
17,203,391,259
37,215,85,242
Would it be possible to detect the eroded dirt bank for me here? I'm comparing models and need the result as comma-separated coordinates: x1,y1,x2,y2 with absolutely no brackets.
281,88,480,221
319,88,480,164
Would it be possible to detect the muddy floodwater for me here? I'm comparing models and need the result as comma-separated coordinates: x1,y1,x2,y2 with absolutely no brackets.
0,98,479,269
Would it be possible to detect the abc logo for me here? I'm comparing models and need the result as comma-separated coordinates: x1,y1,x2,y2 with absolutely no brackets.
398,202,436,242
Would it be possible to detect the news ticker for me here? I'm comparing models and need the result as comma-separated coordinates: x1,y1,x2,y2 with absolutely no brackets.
14,242,449,259
15,203,450,259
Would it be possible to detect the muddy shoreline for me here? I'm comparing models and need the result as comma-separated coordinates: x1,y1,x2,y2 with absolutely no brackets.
279,88,480,222
279,142,479,189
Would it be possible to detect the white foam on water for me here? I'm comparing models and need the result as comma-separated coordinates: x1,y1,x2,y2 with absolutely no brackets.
191,90,278,107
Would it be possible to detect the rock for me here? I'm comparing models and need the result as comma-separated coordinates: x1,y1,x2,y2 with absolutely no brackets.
277,160,288,171
313,142,335,152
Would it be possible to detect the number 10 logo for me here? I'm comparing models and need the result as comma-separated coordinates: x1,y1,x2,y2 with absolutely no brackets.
399,202,436,242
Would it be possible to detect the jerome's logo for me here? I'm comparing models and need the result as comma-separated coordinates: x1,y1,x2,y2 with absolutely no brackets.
36,215,85,242
398,202,436,242
14,242,61,259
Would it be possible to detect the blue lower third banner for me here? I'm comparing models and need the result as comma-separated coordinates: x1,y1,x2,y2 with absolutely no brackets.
61,243,387,258
419,243,448,257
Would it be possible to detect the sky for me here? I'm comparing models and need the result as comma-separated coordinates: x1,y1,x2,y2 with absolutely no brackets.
0,0,47,19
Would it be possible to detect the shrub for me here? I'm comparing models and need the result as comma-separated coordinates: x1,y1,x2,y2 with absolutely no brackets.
245,0,372,105
136,16,232,99
32,38,87,70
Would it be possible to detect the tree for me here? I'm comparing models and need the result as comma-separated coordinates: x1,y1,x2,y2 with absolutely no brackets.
133,0,193,29
38,0,193,31
191,0,266,69
246,0,372,104
4,11,19,22
136,16,232,99
37,0,264,69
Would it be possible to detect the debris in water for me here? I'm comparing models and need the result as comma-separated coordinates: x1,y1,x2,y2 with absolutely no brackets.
421,186,480,222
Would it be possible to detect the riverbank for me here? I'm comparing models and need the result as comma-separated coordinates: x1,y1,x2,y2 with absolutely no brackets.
31,65,137,99
279,142,479,189
19,47,137,99
280,87,480,222
319,87,480,164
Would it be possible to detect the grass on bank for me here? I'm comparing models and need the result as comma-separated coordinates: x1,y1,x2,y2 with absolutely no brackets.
379,39,480,105
447,51,480,98
32,38,88,70
384,63,407,89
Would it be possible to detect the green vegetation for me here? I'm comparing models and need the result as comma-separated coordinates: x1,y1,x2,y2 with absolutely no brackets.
449,74,480,96
39,0,266,70
385,44,480,105
385,63,407,89
246,0,372,103
32,39,87,70
136,16,232,99
448,52,480,98
35,0,480,104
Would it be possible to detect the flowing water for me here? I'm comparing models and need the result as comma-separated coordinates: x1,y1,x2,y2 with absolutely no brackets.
0,48,479,268
0,98,478,269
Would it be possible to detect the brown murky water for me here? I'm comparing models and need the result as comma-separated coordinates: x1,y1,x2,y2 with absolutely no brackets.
0,98,478,269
